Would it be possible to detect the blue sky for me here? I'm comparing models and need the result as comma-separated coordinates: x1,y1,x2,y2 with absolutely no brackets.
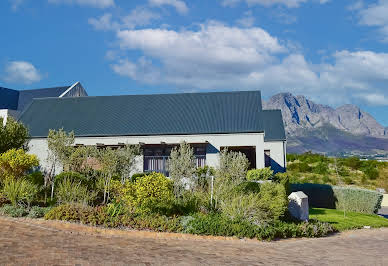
1,0,388,126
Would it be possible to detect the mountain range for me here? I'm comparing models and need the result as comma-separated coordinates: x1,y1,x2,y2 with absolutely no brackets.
263,93,388,157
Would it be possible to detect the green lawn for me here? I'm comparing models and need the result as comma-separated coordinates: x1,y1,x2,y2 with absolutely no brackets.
310,208,388,231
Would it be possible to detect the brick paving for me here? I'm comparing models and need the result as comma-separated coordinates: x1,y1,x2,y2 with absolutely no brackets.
0,216,387,265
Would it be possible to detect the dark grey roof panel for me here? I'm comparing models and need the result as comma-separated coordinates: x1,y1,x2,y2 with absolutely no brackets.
261,110,286,141
19,91,268,138
17,86,69,111
0,87,19,110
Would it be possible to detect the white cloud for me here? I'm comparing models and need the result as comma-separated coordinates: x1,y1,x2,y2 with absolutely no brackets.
358,93,388,106
221,0,328,8
358,0,388,42
236,11,255,27
148,0,188,14
9,0,24,10
107,21,388,106
48,0,114,8
89,8,160,31
3,61,42,84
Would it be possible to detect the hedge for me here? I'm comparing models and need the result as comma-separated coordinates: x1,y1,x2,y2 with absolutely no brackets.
291,183,383,214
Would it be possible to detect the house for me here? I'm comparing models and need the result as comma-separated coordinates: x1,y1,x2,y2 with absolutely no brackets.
0,82,87,124
19,90,286,175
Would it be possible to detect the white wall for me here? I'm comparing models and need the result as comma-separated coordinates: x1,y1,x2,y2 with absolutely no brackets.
0,110,8,125
264,140,287,172
0,109,21,125
28,132,267,174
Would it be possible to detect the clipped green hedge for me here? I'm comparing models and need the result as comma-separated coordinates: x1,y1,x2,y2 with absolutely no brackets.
291,183,383,214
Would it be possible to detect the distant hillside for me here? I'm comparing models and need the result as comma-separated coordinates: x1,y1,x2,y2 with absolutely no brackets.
263,93,388,156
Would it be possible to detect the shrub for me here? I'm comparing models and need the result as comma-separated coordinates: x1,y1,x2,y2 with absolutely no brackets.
256,220,336,240
183,213,335,240
288,162,312,173
0,204,28,217
54,171,89,186
246,167,274,181
134,172,174,213
273,172,291,195
27,171,45,187
362,166,379,180
2,178,38,206
343,157,362,170
313,162,329,175
220,182,287,224
55,178,96,206
27,206,51,218
130,173,147,182
0,149,39,180
195,166,215,192
291,183,383,214
217,149,249,184
183,213,258,238
168,142,197,196
0,117,29,154
45,204,106,225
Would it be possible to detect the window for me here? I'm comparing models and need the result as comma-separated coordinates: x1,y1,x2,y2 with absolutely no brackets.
264,150,271,168
143,144,207,175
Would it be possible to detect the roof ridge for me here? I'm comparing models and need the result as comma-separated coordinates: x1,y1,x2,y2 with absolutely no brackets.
30,90,262,101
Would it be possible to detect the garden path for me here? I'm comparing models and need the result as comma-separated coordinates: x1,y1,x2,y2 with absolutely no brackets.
0,216,387,265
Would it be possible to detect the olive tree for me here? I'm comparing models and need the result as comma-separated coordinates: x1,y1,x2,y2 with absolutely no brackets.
46,129,75,200
168,142,197,197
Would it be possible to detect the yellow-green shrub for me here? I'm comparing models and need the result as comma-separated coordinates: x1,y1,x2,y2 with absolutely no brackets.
246,167,274,181
0,149,39,180
134,172,173,212
112,172,173,213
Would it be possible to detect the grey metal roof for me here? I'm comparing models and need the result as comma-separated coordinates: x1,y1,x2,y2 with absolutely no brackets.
0,86,70,112
261,110,286,141
19,90,285,140
17,86,69,111
0,87,19,110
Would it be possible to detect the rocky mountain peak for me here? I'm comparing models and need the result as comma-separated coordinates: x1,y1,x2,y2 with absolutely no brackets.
264,92,387,138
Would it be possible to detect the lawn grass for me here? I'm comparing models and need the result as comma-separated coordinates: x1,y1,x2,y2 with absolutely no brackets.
310,208,388,231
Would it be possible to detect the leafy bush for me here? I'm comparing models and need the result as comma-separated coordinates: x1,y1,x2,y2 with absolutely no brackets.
27,206,51,218
54,171,89,186
168,142,197,196
342,157,362,170
291,183,383,214
45,204,182,232
246,167,274,181
362,166,379,180
45,204,107,225
0,204,28,217
273,172,291,195
256,220,336,240
217,149,249,184
0,149,39,180
134,172,174,213
2,178,38,206
55,178,96,206
288,162,312,173
220,182,287,224
183,213,335,240
0,117,29,154
130,173,147,182
313,162,329,175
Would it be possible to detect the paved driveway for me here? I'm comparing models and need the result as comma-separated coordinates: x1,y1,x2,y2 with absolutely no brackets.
0,216,387,265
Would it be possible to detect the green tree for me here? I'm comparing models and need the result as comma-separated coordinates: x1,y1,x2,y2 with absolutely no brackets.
0,117,29,153
46,129,75,200
168,142,197,197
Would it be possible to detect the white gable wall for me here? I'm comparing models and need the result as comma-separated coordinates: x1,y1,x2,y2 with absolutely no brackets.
28,132,269,175
264,140,287,172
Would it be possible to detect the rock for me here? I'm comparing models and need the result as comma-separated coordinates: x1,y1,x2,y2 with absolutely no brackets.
288,191,309,221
